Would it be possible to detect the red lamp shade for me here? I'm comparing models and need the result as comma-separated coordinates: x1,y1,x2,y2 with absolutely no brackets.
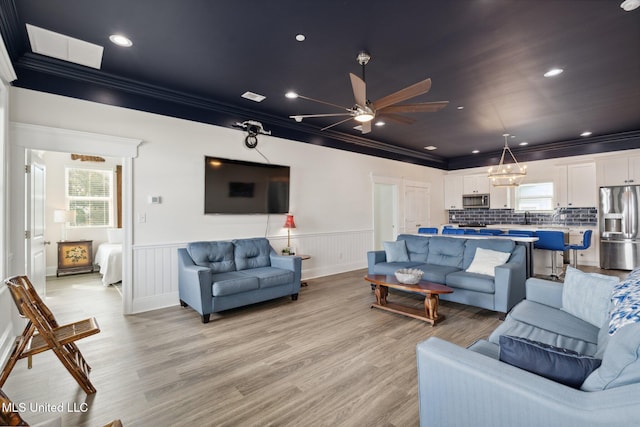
283,214,296,229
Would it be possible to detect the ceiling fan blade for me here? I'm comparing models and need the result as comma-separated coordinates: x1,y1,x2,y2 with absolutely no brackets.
379,101,449,114
294,94,353,112
349,73,367,107
373,78,432,110
377,113,417,125
321,117,354,131
290,113,353,120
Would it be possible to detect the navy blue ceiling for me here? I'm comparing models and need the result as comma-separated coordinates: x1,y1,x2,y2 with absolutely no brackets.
1,0,639,170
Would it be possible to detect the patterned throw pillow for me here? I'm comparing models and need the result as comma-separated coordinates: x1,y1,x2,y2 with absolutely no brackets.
609,267,640,335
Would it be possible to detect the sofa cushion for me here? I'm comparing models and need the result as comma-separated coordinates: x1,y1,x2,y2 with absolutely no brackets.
499,335,602,389
446,271,495,293
241,266,294,289
397,234,430,262
233,238,272,270
187,241,236,273
561,266,618,328
489,300,599,355
426,237,465,268
371,261,425,275
465,247,511,277
211,271,260,296
582,323,640,391
422,264,461,284
383,240,409,262
462,239,515,270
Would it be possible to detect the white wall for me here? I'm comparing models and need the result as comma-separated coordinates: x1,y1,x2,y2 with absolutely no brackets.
8,87,447,312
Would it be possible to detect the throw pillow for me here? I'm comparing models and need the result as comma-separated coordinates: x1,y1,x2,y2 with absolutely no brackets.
383,240,409,262
499,335,602,389
608,267,640,335
561,266,619,328
465,247,510,277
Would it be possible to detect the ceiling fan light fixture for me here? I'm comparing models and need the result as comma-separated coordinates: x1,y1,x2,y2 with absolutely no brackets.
285,91,299,99
354,113,374,122
488,134,527,187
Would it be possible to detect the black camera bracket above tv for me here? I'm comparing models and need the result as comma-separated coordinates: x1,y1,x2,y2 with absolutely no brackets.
233,120,271,149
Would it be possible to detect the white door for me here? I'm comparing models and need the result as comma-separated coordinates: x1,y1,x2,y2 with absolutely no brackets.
373,183,397,250
26,150,47,296
405,184,431,233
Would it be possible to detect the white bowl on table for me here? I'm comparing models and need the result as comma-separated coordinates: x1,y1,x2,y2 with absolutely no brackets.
394,268,424,284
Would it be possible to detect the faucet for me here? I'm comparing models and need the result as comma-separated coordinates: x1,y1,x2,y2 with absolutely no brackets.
524,211,530,225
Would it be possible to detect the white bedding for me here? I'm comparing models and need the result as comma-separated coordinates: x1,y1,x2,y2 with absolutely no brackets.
95,243,122,285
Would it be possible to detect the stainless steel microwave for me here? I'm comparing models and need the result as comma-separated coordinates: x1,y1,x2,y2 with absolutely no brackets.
462,194,490,208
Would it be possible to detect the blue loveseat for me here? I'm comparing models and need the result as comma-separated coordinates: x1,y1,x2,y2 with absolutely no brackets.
417,269,640,427
367,234,527,315
178,237,301,323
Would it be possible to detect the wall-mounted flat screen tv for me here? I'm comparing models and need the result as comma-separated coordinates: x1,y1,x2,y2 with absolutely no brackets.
204,156,290,214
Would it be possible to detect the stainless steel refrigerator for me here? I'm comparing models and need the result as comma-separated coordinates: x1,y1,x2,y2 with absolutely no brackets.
600,185,640,270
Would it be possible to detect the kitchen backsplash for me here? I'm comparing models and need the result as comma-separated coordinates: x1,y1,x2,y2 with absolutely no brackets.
448,207,597,227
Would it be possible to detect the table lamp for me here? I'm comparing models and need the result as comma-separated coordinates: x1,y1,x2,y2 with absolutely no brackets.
283,214,296,248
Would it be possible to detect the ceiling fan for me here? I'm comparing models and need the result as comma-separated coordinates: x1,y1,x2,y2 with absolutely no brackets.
286,52,449,134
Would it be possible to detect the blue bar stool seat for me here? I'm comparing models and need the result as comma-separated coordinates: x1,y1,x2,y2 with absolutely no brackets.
418,227,438,235
567,230,593,268
442,228,464,235
478,229,503,235
534,230,569,280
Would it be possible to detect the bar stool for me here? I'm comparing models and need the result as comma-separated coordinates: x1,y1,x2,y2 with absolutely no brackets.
478,229,503,235
534,230,569,280
418,227,438,234
567,230,593,268
463,229,479,234
442,228,464,235
507,230,535,237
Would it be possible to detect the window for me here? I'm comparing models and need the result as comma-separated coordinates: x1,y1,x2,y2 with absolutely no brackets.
66,168,113,227
516,182,554,211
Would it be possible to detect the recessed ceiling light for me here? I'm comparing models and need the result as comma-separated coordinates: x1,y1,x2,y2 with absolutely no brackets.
285,91,299,99
241,91,266,102
544,68,564,78
295,34,306,42
472,150,480,154
621,0,640,11
456,106,464,110
109,34,133,47
519,141,529,146
375,121,385,127
581,131,593,137
424,146,437,151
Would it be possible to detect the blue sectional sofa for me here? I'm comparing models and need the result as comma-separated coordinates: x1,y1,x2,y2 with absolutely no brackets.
177,237,301,323
417,269,640,427
367,234,527,315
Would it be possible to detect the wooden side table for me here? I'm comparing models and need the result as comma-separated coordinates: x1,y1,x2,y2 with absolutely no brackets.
57,240,94,277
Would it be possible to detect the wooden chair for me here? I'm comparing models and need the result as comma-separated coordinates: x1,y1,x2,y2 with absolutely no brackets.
0,275,101,394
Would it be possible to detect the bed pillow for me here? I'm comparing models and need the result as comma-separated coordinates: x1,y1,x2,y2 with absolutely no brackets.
383,240,409,262
499,335,602,389
561,266,618,328
465,247,510,277
107,228,124,243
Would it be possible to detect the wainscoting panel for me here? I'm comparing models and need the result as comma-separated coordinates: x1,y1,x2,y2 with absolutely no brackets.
0,286,25,371
129,230,373,314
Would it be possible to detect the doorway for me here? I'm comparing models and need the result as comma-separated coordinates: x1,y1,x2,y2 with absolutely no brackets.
9,123,141,314
372,177,399,251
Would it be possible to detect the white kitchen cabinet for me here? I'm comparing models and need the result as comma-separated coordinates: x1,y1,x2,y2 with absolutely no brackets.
444,175,463,210
463,174,490,195
554,163,597,208
490,185,511,209
600,155,640,186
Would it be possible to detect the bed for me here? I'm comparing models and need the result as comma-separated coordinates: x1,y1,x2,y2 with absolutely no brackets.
95,228,123,286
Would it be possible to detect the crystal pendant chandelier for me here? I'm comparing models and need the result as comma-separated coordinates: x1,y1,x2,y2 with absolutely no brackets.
488,134,527,187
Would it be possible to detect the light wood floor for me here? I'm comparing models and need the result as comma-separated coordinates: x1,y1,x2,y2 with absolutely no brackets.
3,266,629,426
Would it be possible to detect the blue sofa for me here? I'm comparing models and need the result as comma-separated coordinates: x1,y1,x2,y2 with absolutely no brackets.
417,272,640,427
177,237,301,323
367,234,527,315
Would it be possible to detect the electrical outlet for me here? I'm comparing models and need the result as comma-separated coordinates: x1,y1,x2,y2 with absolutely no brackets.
452,214,456,220
138,213,147,223
560,214,566,220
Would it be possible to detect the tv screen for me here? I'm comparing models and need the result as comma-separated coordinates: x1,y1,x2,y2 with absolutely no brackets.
204,157,290,214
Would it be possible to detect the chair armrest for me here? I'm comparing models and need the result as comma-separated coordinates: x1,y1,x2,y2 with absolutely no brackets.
177,248,213,314
367,250,386,274
270,254,302,289
417,337,640,427
493,245,526,312
525,277,563,308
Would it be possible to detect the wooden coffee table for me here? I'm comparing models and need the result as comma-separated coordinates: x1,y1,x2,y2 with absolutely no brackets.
364,274,454,326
